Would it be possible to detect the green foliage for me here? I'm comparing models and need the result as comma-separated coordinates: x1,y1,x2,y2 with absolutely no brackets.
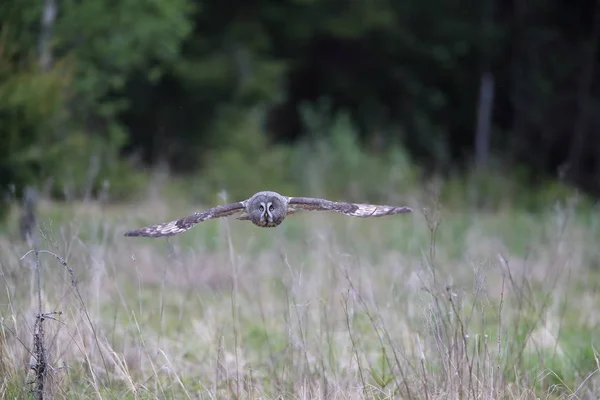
293,101,419,201
0,30,145,208
0,24,70,220
440,163,590,212
177,104,419,205
196,109,296,202
2,0,599,216
0,0,194,221
48,0,193,199
39,127,149,201
55,0,194,120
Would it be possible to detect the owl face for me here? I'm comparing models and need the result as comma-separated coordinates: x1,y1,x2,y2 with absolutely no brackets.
248,194,287,227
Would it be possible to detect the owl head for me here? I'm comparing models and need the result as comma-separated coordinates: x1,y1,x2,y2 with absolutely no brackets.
246,191,288,227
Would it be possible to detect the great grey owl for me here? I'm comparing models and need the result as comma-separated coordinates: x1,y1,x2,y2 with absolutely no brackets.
124,190,412,238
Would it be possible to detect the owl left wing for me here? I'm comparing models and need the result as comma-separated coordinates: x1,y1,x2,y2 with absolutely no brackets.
124,201,247,237
287,197,412,218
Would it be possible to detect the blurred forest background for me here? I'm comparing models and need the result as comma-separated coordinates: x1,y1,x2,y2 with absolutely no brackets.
1,0,599,219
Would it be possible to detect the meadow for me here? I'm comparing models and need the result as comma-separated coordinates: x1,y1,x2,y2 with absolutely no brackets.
0,179,599,399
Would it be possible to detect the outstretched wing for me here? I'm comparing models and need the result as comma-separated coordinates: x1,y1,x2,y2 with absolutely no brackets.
287,197,412,218
124,201,246,237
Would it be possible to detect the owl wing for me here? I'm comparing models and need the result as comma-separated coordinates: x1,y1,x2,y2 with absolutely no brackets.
286,197,412,218
124,201,247,237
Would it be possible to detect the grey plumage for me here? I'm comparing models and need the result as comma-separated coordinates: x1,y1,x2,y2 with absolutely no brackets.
124,190,412,238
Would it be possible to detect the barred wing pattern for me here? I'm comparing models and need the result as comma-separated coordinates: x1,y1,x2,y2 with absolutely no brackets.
287,197,413,217
124,202,246,237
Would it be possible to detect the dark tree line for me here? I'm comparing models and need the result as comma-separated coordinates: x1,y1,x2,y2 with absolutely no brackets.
1,0,600,215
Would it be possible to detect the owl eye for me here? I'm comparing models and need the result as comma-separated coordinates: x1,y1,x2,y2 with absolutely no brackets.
269,204,274,212
259,205,265,212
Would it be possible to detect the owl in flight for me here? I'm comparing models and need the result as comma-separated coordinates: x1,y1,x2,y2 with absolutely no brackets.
124,191,413,238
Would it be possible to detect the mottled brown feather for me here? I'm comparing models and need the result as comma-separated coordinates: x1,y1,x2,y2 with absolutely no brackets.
287,197,412,217
124,202,246,237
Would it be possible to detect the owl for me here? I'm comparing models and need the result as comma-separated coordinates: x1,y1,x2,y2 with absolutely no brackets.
124,190,413,237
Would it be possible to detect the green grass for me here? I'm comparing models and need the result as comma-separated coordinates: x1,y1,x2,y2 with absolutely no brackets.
0,187,599,399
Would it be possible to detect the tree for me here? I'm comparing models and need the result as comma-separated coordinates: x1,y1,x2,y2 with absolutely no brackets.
0,0,195,215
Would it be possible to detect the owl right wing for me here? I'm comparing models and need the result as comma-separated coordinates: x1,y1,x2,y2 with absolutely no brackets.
124,201,247,237
286,196,413,218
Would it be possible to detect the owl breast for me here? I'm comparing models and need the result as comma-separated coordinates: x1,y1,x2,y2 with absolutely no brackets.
249,212,285,227
264,218,284,228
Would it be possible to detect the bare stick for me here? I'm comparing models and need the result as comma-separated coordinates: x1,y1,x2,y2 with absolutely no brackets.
32,239,45,400
20,229,49,399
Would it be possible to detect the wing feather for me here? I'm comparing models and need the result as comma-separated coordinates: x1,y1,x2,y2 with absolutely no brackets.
124,201,246,237
287,197,412,218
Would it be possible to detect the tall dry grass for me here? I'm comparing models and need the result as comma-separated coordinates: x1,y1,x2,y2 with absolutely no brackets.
0,192,598,399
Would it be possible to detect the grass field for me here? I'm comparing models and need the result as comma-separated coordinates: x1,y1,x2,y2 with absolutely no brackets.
0,189,599,399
